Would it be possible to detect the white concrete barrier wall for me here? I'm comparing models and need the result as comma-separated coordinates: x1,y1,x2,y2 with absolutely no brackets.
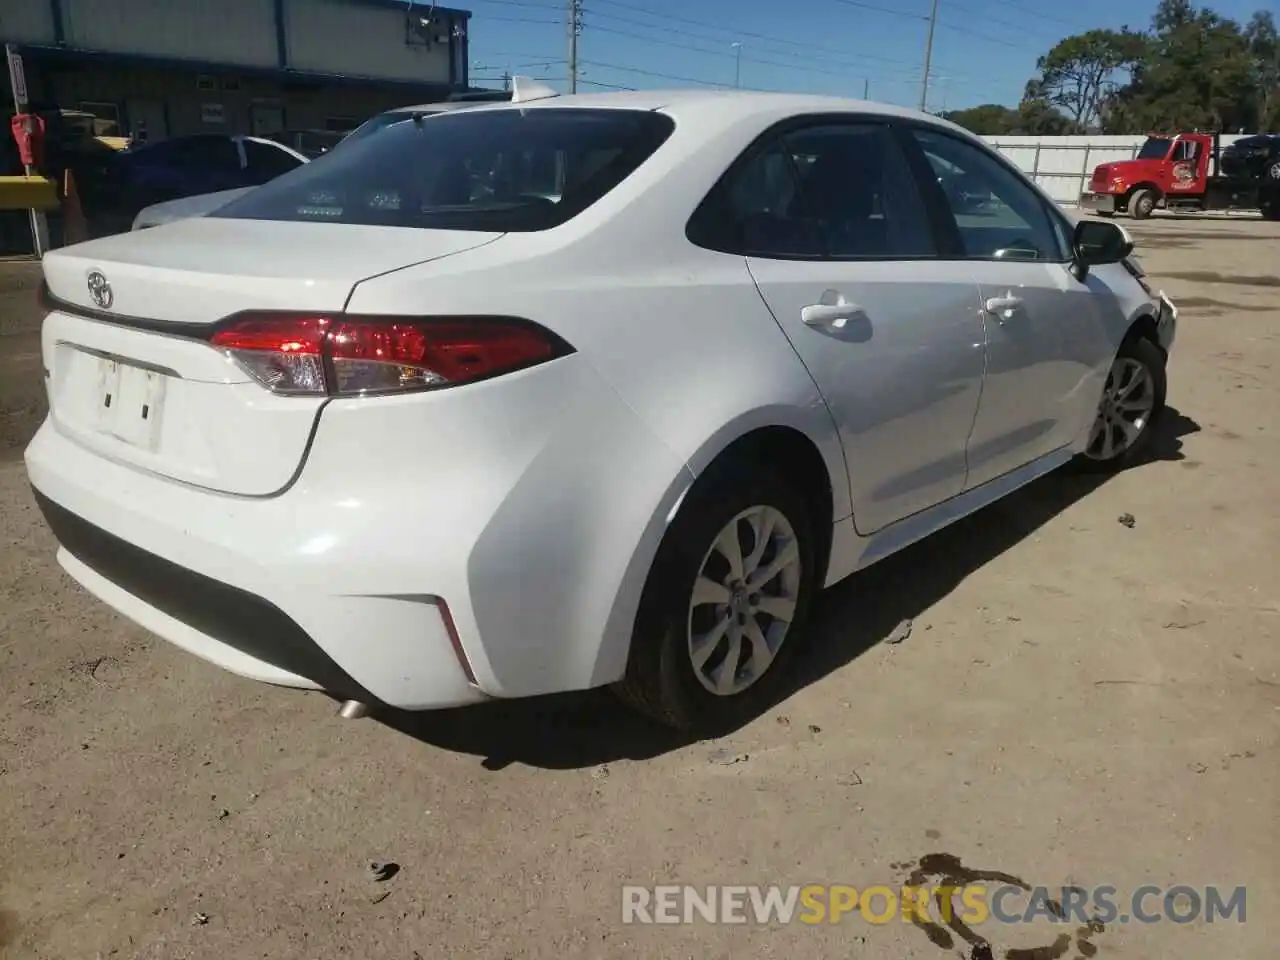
981,134,1252,205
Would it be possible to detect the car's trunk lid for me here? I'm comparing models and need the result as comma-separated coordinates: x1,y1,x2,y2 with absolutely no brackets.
43,217,500,322
40,219,502,496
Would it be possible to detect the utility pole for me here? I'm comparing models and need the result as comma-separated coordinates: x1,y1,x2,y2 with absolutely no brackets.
863,77,870,100
567,0,583,94
732,42,742,88
919,0,938,112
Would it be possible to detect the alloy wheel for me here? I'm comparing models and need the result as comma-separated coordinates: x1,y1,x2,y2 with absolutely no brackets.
686,505,802,697
1085,356,1155,461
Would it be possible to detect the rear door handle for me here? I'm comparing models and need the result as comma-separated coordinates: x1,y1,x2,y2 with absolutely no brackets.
802,302,866,329
984,294,1024,320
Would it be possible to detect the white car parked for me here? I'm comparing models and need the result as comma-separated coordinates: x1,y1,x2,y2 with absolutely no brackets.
26,86,1176,730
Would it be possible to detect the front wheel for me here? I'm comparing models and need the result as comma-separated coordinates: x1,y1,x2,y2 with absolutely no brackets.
1128,188,1156,220
1074,337,1167,473
614,467,817,731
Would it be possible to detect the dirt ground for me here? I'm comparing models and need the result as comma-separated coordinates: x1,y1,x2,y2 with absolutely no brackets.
1,216,1277,960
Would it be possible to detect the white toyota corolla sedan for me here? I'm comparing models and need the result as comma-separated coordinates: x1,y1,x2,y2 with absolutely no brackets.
25,86,1177,730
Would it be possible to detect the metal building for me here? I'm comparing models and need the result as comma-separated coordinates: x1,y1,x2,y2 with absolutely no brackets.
2,0,472,141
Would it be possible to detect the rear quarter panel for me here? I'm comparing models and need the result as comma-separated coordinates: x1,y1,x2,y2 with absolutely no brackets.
342,106,851,688
345,231,847,691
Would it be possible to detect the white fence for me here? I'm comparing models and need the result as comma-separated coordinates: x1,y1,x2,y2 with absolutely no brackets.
983,134,1252,205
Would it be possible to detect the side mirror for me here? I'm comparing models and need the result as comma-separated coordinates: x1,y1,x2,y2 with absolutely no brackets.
1072,219,1134,280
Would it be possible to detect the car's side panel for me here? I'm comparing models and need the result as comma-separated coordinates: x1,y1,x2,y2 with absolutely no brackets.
345,233,853,526
961,260,1115,488
347,239,847,692
893,120,1153,487
747,257,987,534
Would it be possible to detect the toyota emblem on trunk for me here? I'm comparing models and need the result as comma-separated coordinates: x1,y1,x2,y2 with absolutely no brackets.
87,270,113,310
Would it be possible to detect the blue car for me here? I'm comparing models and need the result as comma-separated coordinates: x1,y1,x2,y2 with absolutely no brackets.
95,134,308,234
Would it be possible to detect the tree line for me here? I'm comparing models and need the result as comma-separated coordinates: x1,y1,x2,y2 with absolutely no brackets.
941,0,1278,135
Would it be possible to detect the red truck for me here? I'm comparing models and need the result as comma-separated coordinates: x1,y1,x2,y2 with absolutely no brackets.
1080,131,1280,221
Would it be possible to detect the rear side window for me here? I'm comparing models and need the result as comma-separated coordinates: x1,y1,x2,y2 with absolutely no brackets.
783,124,936,258
688,121,935,259
687,140,823,258
212,108,675,232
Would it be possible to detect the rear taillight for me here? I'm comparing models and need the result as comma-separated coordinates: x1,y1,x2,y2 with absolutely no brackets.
209,313,570,396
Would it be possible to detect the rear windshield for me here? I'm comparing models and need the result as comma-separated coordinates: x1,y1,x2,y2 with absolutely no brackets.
339,111,407,148
211,107,675,232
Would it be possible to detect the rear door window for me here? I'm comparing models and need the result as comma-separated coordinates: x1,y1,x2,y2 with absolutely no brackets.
213,108,675,232
687,122,936,260
782,123,936,258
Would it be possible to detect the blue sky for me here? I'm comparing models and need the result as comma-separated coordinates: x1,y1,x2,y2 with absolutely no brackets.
459,0,1269,110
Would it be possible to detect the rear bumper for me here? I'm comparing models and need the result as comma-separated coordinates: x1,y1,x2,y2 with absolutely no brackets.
24,353,691,710
33,488,382,704
1079,191,1117,214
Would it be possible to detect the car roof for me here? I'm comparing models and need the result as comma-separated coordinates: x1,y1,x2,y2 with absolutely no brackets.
522,88,922,115
382,88,937,121
382,100,503,115
406,88,972,142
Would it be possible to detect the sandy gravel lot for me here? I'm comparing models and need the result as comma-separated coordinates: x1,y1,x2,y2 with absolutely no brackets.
1,217,1277,960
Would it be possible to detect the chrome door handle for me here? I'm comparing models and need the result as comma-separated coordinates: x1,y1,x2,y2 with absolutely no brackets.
984,294,1023,320
802,302,865,328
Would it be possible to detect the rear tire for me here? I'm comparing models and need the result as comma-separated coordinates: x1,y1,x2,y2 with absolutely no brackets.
613,466,817,732
1128,188,1155,220
1261,190,1280,221
1073,336,1167,474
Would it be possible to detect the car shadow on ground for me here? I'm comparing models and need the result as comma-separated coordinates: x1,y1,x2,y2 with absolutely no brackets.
379,408,1201,770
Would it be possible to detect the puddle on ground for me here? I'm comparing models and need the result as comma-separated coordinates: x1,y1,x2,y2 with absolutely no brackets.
897,854,1109,960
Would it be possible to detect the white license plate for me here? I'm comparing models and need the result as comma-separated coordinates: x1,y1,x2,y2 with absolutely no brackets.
95,356,167,449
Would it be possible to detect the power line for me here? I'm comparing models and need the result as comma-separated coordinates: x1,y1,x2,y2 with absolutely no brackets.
578,9,1015,97
464,0,1014,102
586,0,929,70
583,21,926,88
937,21,1025,50
830,0,928,21
580,78,637,90
941,0,1082,38
466,0,563,9
983,0,1104,31
477,49,567,61
578,58,729,88
476,15,564,26
584,9,930,79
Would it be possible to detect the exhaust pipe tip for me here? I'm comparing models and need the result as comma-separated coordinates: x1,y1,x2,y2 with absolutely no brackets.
338,700,371,720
